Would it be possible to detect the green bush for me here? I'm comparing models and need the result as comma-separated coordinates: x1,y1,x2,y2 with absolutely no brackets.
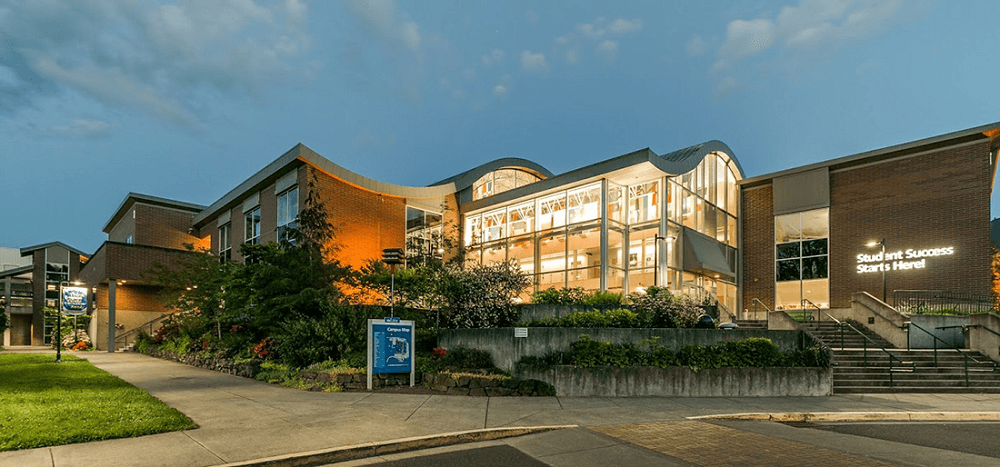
518,335,830,371
439,346,497,371
629,287,701,328
135,330,154,353
531,288,622,306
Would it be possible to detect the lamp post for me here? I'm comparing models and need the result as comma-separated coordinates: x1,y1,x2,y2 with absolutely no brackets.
867,239,887,302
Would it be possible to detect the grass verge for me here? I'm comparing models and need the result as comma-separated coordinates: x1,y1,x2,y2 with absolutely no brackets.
0,353,197,451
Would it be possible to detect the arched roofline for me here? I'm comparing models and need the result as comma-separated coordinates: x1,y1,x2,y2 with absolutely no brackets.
429,157,554,191
653,140,745,179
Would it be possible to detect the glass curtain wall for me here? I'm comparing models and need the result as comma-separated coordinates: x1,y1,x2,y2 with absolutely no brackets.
405,207,443,262
463,152,740,309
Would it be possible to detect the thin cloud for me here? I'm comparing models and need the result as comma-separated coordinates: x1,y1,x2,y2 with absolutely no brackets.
493,84,507,96
596,40,619,60
38,119,112,139
609,18,643,34
481,48,506,67
520,50,549,75
0,0,311,128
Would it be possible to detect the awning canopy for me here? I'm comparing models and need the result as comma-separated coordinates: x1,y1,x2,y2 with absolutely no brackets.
682,228,735,280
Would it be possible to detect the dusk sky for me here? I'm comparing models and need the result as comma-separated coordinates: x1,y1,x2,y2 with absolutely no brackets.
2,0,998,254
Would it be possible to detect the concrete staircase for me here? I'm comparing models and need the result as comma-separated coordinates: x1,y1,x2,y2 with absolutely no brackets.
803,320,1000,394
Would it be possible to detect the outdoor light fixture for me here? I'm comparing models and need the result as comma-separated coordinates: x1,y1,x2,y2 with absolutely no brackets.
866,238,887,301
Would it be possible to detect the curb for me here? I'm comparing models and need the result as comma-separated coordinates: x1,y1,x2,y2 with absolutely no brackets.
687,412,1000,422
209,425,577,467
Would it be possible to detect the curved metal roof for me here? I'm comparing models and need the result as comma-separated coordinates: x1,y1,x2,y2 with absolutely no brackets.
655,140,744,179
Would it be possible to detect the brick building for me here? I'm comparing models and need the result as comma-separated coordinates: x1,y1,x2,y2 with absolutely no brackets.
741,123,1000,315
6,122,998,350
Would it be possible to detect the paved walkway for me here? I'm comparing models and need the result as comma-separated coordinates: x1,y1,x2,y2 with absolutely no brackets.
5,351,1000,467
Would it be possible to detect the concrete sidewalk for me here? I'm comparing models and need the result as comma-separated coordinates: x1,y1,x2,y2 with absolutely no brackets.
5,352,1000,467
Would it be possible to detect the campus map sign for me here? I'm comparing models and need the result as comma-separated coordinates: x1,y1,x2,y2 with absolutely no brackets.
61,286,89,316
856,246,955,274
367,318,415,389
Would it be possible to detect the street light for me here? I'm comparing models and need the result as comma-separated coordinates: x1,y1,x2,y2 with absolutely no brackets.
866,238,887,302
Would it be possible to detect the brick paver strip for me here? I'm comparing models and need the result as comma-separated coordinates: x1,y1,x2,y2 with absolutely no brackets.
592,421,897,467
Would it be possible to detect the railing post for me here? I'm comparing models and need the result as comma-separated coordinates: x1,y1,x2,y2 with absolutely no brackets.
840,324,845,350
863,338,868,367
890,358,894,387
965,357,970,387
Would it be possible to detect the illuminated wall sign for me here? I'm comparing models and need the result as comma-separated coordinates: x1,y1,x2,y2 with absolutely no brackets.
856,246,955,274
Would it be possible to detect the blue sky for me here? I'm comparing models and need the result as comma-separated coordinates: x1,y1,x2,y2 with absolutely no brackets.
2,0,998,254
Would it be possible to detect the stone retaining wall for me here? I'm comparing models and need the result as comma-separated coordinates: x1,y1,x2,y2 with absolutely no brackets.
141,347,260,378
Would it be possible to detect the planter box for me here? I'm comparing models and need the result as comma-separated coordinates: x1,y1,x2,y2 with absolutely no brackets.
517,365,832,397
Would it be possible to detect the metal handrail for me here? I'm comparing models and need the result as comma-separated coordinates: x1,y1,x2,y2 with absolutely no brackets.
800,298,820,322
830,315,914,387
750,298,771,320
115,313,169,347
906,321,991,387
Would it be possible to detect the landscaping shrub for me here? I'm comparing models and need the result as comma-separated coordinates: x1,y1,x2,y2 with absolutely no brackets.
531,287,622,306
438,261,531,329
439,346,497,371
629,286,701,328
518,335,830,371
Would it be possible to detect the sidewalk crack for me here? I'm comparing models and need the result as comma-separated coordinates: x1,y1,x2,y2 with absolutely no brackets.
403,395,432,422
182,431,227,463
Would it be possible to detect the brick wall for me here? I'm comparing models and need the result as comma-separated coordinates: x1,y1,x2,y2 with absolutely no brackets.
741,185,775,311
829,140,992,306
306,166,407,269
94,283,171,314
741,139,994,311
134,204,209,251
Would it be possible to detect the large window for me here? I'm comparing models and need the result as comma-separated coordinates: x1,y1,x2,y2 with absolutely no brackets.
277,186,298,243
775,208,829,310
219,223,232,262
245,207,261,245
405,207,443,261
472,169,542,201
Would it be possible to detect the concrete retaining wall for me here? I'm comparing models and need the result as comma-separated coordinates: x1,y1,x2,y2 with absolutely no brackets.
907,315,967,349
440,327,808,371
517,365,832,397
969,313,1000,362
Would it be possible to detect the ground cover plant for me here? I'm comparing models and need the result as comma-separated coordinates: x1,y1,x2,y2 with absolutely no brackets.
517,335,830,371
0,354,196,451
531,287,623,306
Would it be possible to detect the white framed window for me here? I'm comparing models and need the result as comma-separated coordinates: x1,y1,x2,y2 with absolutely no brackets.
245,208,261,245
219,223,232,262
277,186,299,243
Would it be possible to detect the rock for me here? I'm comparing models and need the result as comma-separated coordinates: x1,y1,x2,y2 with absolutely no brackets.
468,378,482,390
446,387,471,396
432,384,449,392
501,378,519,389
457,376,472,387
469,388,486,397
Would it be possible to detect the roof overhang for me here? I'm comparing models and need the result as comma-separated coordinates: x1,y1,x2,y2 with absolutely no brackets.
0,265,33,279
192,144,466,229
103,193,206,234
20,241,88,258
740,121,1000,189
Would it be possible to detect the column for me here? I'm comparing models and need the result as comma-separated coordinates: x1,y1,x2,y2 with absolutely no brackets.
3,276,10,347
107,279,116,353
599,179,608,291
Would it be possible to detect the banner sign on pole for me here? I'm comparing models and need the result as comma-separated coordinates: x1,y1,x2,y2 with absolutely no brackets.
367,318,415,390
61,287,89,316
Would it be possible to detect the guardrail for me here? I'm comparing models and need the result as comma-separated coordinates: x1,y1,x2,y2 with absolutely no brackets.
114,314,169,350
749,298,771,320
893,290,998,315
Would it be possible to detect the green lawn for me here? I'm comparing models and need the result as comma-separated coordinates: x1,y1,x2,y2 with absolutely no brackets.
0,354,197,451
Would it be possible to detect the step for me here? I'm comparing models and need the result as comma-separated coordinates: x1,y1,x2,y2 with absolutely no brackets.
833,386,1000,394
